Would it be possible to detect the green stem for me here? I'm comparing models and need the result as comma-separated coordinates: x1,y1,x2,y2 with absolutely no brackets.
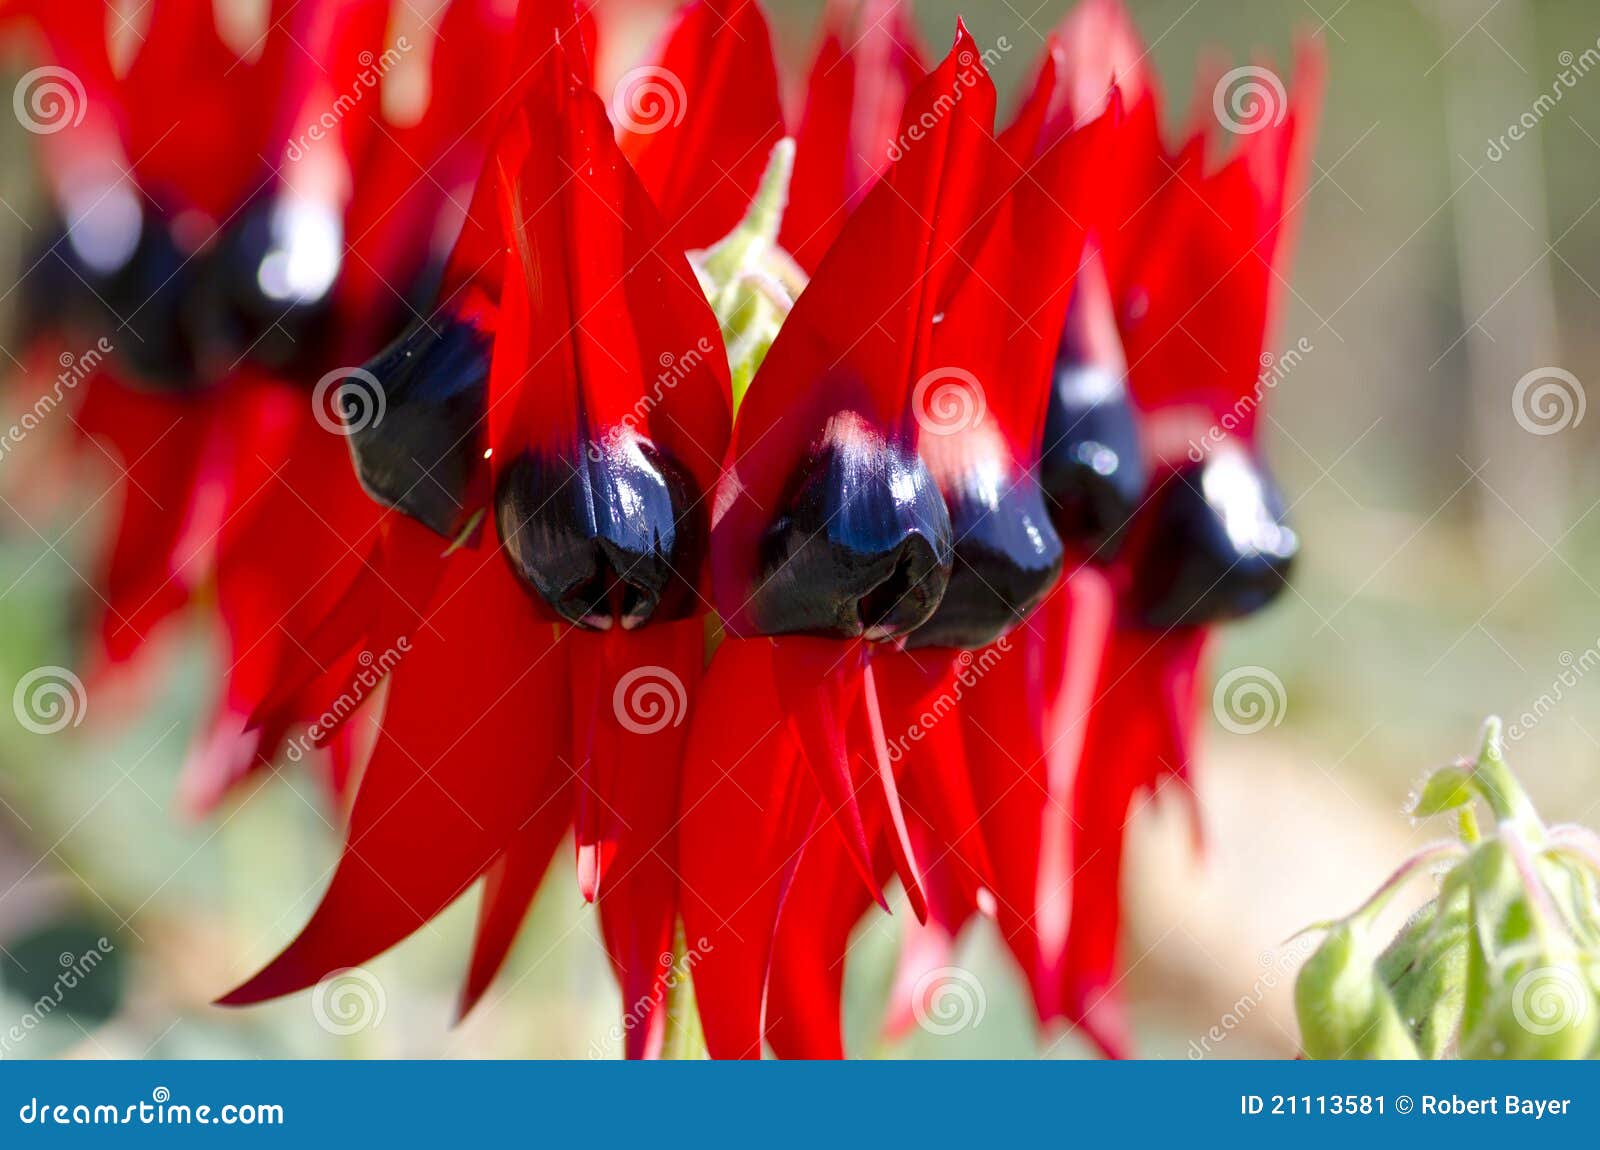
660,919,707,1060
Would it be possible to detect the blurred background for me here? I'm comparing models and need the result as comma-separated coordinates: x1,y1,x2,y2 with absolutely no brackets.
2,0,1600,1059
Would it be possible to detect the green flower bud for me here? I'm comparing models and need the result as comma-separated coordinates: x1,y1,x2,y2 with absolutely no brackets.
1378,891,1469,1059
1296,916,1421,1060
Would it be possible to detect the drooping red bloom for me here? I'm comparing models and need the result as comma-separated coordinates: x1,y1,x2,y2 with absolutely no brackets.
10,0,1326,1061
0,0,523,812
219,0,766,1059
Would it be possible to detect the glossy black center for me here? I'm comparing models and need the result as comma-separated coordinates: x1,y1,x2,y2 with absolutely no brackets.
1128,447,1298,628
201,195,343,374
495,435,705,630
346,311,490,539
44,195,204,389
750,418,953,640
1038,358,1146,559
904,459,1063,651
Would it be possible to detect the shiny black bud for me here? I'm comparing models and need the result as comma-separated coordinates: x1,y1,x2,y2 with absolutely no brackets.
904,454,1062,651
202,195,342,373
55,194,204,389
345,312,490,539
1129,447,1297,627
750,418,953,640
1039,359,1145,558
495,435,706,630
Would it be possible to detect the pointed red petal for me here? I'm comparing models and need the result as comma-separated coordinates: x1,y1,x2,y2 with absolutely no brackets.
622,0,785,253
713,25,997,633
458,782,574,1020
488,34,730,535
218,546,567,1005
677,638,812,1059
781,0,925,271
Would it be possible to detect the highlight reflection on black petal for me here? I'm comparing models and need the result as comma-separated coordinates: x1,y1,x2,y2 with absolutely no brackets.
905,450,1062,651
495,435,705,631
1129,448,1297,627
751,415,953,640
346,311,489,539
1039,357,1145,558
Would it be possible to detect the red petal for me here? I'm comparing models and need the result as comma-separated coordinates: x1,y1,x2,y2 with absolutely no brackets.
594,622,703,1058
1060,620,1205,1056
458,780,574,1020
488,35,730,519
622,0,786,253
218,544,568,1005
781,0,925,271
677,638,812,1059
764,823,877,1059
713,24,997,633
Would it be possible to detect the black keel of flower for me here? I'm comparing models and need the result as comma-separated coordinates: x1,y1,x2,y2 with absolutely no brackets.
751,421,953,640
346,312,490,539
1038,355,1145,559
202,194,343,374
1129,447,1298,627
904,472,1062,651
494,436,706,631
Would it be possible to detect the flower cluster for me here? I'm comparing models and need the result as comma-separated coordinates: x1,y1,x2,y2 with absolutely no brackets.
5,0,1321,1058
